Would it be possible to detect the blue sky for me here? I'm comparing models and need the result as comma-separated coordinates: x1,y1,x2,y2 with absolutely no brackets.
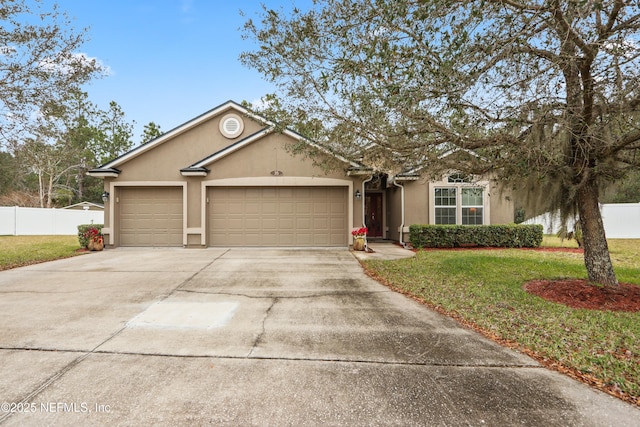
59,0,305,142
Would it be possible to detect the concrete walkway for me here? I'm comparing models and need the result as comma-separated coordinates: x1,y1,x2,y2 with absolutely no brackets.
0,248,638,426
351,241,416,261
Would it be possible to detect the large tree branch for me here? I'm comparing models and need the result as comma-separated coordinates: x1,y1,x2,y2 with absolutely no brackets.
599,0,624,37
514,44,559,63
490,0,544,12
604,128,640,158
550,0,593,57
610,10,640,33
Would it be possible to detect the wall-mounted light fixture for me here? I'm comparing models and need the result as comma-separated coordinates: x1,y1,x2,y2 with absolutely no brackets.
354,189,362,200
101,191,110,203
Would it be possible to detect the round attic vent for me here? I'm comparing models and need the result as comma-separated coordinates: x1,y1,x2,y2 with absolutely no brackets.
219,113,244,139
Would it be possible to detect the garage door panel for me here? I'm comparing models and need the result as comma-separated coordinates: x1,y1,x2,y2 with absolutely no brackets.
246,188,263,198
280,202,294,214
243,218,260,228
208,187,347,247
295,217,312,228
315,236,329,245
118,187,183,247
314,217,329,228
279,218,294,228
296,204,312,214
331,218,346,228
262,234,279,245
332,203,346,213
313,203,329,214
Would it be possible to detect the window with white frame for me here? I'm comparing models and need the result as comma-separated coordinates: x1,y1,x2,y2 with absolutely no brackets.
434,174,485,225
461,188,483,225
434,188,457,224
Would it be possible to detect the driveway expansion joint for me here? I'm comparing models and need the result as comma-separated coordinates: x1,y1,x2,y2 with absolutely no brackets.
178,289,391,299
0,348,541,369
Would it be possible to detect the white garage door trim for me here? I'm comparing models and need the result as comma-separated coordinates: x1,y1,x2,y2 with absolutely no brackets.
103,182,187,246
200,177,354,246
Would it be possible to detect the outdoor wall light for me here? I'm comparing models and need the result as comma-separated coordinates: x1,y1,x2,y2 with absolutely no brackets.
101,191,110,202
354,190,362,200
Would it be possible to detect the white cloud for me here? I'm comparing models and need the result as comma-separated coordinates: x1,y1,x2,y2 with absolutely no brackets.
602,38,640,59
0,45,16,56
39,52,112,76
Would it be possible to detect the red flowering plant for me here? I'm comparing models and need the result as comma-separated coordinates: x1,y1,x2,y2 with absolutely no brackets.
351,227,368,238
82,226,103,247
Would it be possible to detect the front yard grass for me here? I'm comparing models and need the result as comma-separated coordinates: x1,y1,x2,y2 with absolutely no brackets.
0,235,82,271
362,239,640,405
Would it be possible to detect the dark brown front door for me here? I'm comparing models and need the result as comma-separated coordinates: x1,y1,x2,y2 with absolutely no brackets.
365,193,383,237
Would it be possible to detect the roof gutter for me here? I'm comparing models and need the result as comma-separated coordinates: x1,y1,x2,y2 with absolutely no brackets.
392,177,407,248
361,174,374,251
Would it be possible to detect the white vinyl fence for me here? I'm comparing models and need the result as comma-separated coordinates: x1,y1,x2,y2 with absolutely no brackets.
0,206,104,236
524,203,640,239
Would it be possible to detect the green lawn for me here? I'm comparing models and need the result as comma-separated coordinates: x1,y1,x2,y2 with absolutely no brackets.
363,238,640,405
0,235,83,271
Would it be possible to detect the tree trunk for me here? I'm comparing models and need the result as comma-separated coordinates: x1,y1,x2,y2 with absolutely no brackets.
77,169,84,201
46,174,54,208
576,179,618,286
38,172,45,208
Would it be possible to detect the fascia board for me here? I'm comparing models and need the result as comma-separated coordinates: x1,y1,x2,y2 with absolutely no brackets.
87,168,120,178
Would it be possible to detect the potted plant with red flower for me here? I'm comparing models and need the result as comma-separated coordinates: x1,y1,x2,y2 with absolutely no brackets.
351,227,368,251
83,227,104,251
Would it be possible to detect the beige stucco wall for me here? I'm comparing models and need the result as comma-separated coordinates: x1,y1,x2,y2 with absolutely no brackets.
403,180,430,225
386,184,402,241
206,133,348,180
384,176,514,244
110,112,262,183
488,181,515,224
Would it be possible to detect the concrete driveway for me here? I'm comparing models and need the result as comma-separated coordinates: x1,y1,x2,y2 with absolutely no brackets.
0,248,638,426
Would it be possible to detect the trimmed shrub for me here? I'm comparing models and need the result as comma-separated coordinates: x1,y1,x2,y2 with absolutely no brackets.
78,224,104,248
409,224,543,248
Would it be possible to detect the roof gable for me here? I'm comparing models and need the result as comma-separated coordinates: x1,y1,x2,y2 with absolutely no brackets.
95,100,261,170
89,100,360,178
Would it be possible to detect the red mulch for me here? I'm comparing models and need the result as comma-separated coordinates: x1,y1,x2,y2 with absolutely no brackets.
524,279,640,312
416,246,584,253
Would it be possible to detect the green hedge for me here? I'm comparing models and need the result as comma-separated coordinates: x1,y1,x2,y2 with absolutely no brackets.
77,224,104,248
409,224,543,248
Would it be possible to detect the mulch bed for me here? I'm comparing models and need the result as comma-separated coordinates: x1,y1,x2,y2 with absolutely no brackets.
416,246,584,253
524,279,640,312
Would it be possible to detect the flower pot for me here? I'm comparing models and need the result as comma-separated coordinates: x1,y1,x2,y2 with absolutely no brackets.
89,238,104,251
353,237,365,251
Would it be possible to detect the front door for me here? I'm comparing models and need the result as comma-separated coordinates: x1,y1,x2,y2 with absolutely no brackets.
365,193,383,237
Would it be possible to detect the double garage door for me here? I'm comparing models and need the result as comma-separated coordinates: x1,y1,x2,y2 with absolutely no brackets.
208,187,348,247
117,186,348,247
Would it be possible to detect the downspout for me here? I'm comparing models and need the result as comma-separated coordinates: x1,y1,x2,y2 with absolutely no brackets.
362,175,374,251
392,178,406,248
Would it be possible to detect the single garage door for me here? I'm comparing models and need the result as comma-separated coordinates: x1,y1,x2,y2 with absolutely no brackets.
208,187,347,247
118,187,183,247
